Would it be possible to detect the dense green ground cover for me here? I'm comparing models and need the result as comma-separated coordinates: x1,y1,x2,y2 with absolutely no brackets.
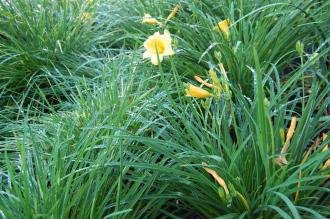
0,0,330,218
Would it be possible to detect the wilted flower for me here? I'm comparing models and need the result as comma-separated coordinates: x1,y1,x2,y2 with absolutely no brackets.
276,117,297,166
142,13,159,25
194,75,213,88
202,162,229,195
143,31,175,65
185,84,212,98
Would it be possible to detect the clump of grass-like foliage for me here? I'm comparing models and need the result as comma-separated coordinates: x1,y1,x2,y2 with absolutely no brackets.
0,0,329,218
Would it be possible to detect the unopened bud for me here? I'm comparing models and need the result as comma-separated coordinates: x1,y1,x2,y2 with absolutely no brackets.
296,41,304,56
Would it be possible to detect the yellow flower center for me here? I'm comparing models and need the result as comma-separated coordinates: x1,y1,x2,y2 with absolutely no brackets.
155,39,165,54
147,38,165,54
143,31,174,65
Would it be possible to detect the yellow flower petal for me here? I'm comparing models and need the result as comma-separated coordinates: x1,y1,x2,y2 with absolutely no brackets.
143,50,152,59
151,55,163,65
214,19,231,38
217,19,230,32
163,48,175,56
162,30,172,45
185,84,212,98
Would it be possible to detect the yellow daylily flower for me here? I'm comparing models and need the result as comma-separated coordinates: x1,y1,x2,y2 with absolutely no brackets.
143,31,175,65
214,19,231,37
142,13,159,25
185,84,212,98
214,19,230,32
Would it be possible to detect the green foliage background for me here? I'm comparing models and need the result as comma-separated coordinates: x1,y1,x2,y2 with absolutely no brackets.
0,0,329,218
